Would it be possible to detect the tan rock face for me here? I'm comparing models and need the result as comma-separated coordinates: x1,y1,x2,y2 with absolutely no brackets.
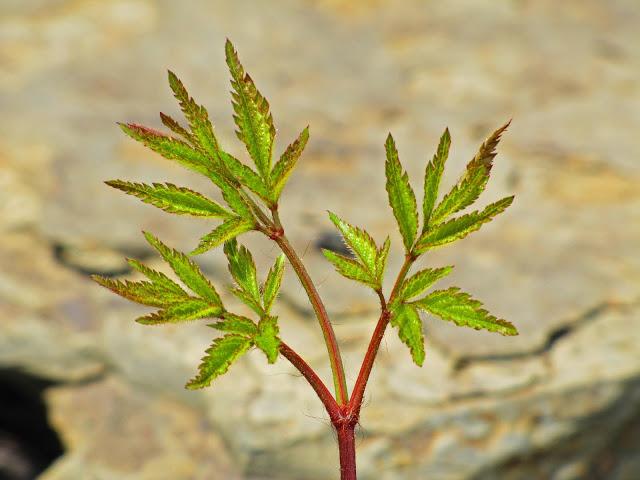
0,0,639,479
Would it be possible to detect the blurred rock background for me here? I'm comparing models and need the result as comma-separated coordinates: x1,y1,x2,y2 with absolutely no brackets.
0,0,638,479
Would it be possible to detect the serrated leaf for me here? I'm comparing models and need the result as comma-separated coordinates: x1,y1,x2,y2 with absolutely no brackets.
209,313,258,337
167,70,221,163
328,212,378,275
106,181,232,218
262,254,285,314
423,128,451,229
119,123,214,177
254,316,280,364
270,126,309,202
413,287,517,335
191,217,255,255
159,112,196,145
92,276,187,307
136,298,222,325
385,134,419,252
399,266,453,301
230,288,264,316
224,239,261,307
144,232,222,306
431,122,510,224
219,150,270,202
376,236,391,285
322,249,377,288
415,196,514,253
186,334,252,389
390,303,425,366
219,178,254,219
225,40,275,180
126,258,186,296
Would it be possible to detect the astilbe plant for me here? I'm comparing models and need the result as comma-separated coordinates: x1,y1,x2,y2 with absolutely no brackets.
92,40,518,480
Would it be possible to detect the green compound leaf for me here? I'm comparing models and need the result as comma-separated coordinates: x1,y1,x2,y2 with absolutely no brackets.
136,298,222,325
415,196,514,253
219,151,270,202
225,39,275,180
224,239,261,308
385,133,419,252
209,313,258,337
159,112,196,145
390,303,425,366
186,334,252,389
144,232,222,306
270,126,309,203
191,217,255,255
413,287,517,336
399,266,453,301
167,70,221,163
423,128,451,229
119,123,214,178
322,249,378,289
126,258,186,296
254,316,280,364
91,276,187,308
430,122,510,224
106,181,232,218
262,254,286,314
328,212,378,275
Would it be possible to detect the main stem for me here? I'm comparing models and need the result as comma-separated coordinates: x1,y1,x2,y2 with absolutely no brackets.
337,422,357,480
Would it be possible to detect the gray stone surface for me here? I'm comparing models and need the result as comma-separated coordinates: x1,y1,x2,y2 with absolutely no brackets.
0,0,638,479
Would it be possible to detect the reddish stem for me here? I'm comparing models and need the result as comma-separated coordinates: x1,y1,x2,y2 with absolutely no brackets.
336,421,357,480
274,231,349,406
349,255,414,418
279,341,340,421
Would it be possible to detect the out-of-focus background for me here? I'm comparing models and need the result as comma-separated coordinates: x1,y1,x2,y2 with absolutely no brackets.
1,0,639,479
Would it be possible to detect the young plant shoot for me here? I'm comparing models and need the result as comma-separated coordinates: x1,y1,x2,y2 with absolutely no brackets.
93,40,517,480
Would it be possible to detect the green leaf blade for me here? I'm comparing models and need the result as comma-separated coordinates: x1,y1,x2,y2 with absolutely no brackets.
399,266,453,301
385,134,419,252
375,236,391,286
126,259,186,296
262,254,286,314
223,239,261,308
270,126,309,202
191,217,255,255
255,316,280,364
91,276,187,308
322,249,377,288
144,232,222,306
414,287,517,336
106,181,231,218
415,196,514,253
186,334,252,389
225,40,275,179
159,112,195,145
167,71,221,163
423,128,451,228
136,298,223,325
328,212,378,275
219,151,270,202
119,123,214,178
431,122,510,224
390,303,425,366
210,313,258,337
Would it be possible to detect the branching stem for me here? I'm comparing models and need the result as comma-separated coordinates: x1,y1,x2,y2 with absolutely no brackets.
270,208,349,405
349,254,414,418
279,341,340,421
